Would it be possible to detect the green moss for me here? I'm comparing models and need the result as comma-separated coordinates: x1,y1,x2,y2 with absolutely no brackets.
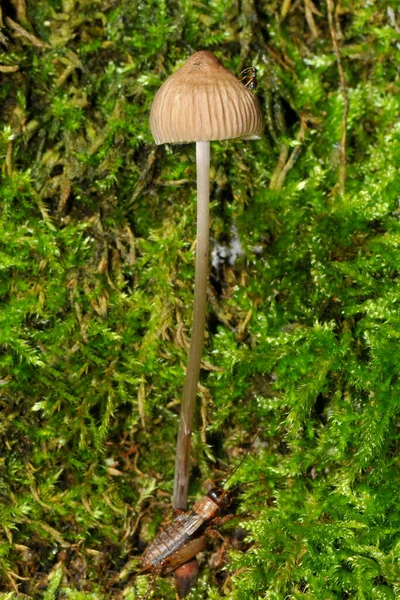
0,0,400,598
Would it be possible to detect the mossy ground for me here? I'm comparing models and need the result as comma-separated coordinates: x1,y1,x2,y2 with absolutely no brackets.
1,1,400,598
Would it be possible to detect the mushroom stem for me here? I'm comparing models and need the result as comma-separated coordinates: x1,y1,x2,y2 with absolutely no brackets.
173,140,210,511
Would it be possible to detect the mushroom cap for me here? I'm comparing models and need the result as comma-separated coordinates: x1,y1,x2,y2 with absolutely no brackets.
150,50,264,145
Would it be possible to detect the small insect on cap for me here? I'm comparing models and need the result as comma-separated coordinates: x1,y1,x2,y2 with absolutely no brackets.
150,50,264,145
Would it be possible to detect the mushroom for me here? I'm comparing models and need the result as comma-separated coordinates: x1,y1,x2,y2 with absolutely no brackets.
150,50,263,511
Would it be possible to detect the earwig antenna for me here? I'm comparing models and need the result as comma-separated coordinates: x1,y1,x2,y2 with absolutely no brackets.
240,51,261,76
223,429,261,488
237,478,264,487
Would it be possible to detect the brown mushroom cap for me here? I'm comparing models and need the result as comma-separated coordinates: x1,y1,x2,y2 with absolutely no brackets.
150,50,264,145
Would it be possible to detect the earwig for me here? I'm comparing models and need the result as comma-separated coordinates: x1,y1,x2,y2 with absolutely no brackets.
241,66,258,90
139,432,262,598
139,487,235,599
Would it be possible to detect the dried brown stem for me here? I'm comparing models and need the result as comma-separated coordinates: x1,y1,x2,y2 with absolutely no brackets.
5,16,50,48
269,116,308,191
327,0,348,194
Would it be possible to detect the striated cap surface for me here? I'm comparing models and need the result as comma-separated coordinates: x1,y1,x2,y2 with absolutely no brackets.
150,50,264,145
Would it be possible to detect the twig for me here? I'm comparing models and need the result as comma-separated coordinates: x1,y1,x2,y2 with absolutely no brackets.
0,65,19,72
281,0,293,18
304,0,320,39
10,0,28,24
130,147,157,204
6,141,13,177
326,0,348,194
5,16,50,48
269,116,307,191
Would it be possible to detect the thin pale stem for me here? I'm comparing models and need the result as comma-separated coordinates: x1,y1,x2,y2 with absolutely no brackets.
173,141,210,511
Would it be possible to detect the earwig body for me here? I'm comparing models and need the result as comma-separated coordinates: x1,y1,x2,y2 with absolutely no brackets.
141,514,206,573
141,488,231,574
